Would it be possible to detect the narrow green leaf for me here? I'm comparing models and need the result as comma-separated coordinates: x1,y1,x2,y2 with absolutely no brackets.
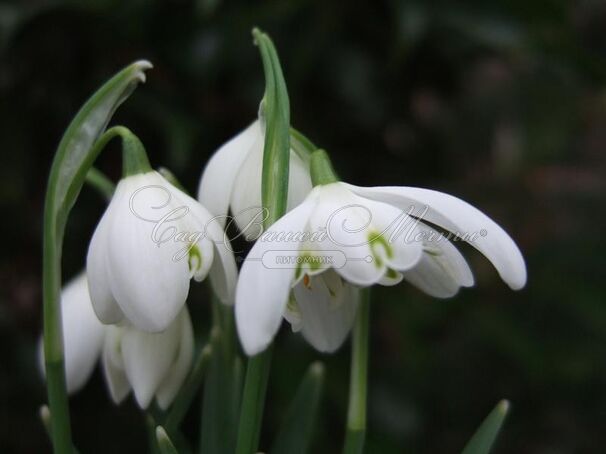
42,60,151,454
254,27,291,227
236,27,291,454
461,400,510,454
271,362,325,454
199,301,242,454
156,426,179,454
47,60,151,230
343,289,370,454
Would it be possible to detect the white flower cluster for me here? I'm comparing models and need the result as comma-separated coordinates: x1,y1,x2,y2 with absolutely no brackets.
39,118,526,409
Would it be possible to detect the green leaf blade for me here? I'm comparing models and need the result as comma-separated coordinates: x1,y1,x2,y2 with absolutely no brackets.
271,362,325,454
461,400,510,454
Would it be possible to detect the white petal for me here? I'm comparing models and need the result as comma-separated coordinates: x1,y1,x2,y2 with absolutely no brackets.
230,129,265,234
121,316,182,409
86,200,124,324
236,198,317,356
292,271,360,353
155,309,194,409
60,274,106,393
347,184,527,289
106,174,191,332
286,149,313,211
102,326,131,404
37,274,106,394
197,121,260,227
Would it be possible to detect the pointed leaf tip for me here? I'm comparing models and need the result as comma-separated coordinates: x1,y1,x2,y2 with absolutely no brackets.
461,399,510,454
310,361,325,378
156,426,178,454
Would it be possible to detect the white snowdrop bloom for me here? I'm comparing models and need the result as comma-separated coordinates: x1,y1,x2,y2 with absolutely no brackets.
236,180,526,356
87,171,238,332
38,273,105,393
197,120,312,235
102,308,194,410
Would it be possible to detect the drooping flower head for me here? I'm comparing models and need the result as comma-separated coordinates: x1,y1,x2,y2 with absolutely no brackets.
197,120,312,235
87,167,237,332
236,150,527,355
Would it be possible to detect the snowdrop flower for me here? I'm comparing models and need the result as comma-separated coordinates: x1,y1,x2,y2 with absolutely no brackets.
197,120,312,234
38,273,105,393
236,152,526,355
87,170,237,332
102,308,193,410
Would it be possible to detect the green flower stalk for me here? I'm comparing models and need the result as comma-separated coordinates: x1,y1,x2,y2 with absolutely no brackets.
42,61,152,453
235,27,293,454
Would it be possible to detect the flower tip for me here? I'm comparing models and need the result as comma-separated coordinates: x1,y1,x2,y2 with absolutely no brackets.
240,333,269,357
155,426,169,441
131,60,153,83
507,263,527,291
309,361,325,379
497,399,510,415
39,405,51,428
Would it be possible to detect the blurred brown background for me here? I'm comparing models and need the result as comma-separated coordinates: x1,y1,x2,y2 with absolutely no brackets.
0,0,605,452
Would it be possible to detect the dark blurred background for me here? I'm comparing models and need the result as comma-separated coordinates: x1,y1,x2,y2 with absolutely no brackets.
1,0,605,452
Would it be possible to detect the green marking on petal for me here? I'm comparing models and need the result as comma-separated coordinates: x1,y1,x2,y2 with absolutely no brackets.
368,230,393,269
385,268,398,280
188,243,202,273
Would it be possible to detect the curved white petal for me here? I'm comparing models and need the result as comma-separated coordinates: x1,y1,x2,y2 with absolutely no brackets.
286,149,313,211
106,173,191,332
102,326,131,404
155,309,194,410
401,223,474,298
86,200,124,324
292,271,360,353
198,121,261,227
346,184,527,290
230,130,265,234
236,198,317,356
60,274,106,392
419,222,474,287
121,316,182,409
38,273,106,394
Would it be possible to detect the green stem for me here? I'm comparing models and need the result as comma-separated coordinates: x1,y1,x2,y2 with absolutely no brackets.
235,27,291,454
289,127,316,161
146,414,161,454
43,126,147,454
343,289,370,454
85,167,115,201
235,347,273,454
164,344,212,433
310,149,339,186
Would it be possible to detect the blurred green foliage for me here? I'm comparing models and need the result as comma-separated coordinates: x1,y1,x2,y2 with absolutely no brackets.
0,0,605,453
